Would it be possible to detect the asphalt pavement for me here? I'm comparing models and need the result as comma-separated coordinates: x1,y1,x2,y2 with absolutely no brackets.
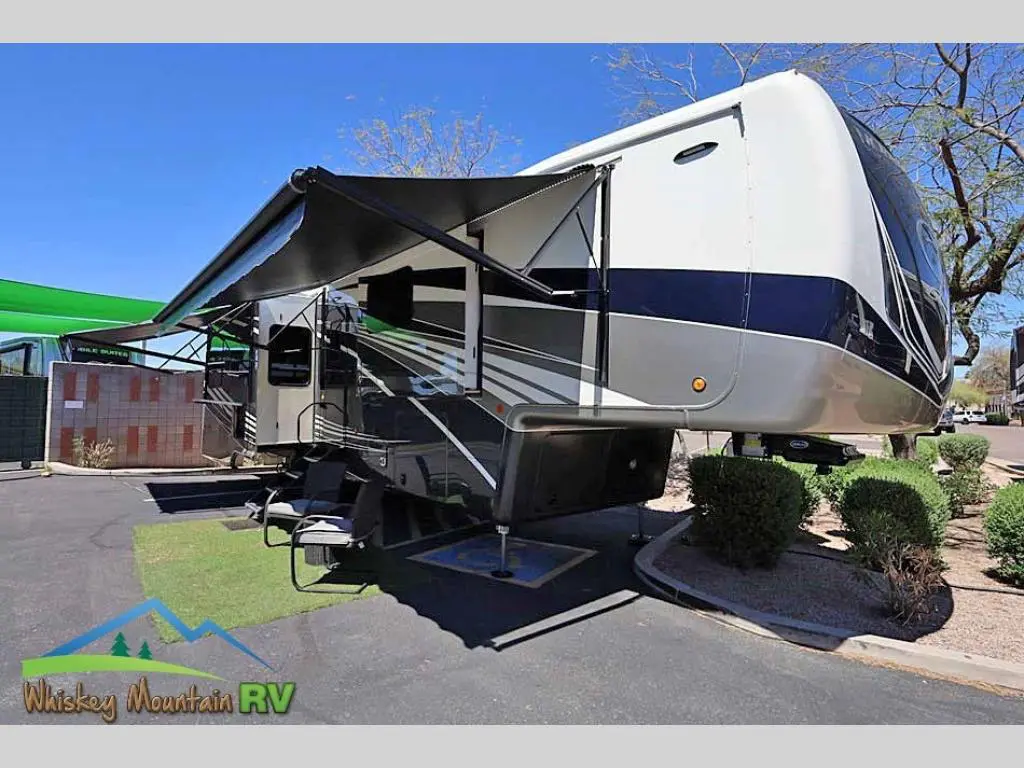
1,472,1023,724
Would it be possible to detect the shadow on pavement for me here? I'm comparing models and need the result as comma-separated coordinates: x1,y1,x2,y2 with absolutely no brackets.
301,503,682,651
143,476,271,514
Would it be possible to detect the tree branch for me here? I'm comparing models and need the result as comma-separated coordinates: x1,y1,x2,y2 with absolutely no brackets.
939,136,982,261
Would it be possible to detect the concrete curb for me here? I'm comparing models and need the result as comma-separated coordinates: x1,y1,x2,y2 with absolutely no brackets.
633,516,1024,694
43,461,279,478
986,457,1024,478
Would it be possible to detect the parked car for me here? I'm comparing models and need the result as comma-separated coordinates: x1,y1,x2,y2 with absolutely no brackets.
967,409,988,423
934,406,956,433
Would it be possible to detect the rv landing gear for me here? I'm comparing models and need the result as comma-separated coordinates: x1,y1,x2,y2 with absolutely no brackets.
628,505,652,547
491,525,514,579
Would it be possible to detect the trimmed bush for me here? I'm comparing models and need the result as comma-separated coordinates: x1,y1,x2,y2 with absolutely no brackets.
937,433,990,470
687,455,804,569
774,458,823,522
819,456,905,507
983,483,1024,587
838,462,951,568
985,412,1010,426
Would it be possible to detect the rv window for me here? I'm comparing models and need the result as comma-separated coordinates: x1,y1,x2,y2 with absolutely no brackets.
267,324,312,387
0,346,30,376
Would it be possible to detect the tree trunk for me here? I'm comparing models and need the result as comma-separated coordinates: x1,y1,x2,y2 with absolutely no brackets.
888,433,916,460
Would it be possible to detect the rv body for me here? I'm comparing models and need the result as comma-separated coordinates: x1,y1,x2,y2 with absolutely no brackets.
165,70,953,524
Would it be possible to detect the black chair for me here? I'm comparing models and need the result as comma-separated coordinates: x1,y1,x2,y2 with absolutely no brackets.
262,459,349,547
289,476,387,594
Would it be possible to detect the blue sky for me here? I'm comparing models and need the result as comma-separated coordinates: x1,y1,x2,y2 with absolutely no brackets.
0,43,660,302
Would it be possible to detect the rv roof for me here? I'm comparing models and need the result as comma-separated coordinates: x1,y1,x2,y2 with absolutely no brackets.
520,69,803,175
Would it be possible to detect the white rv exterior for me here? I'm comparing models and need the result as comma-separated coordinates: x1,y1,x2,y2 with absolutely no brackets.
323,70,951,443
146,69,952,523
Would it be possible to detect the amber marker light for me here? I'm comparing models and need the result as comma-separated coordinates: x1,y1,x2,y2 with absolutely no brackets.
692,377,707,392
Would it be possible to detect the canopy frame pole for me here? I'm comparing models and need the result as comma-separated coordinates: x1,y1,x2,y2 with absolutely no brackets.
595,167,614,389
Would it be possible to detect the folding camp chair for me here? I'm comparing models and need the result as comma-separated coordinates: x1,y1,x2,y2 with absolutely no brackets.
262,459,349,547
289,476,386,594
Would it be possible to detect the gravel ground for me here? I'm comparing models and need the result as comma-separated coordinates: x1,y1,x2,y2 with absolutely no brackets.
653,463,1024,664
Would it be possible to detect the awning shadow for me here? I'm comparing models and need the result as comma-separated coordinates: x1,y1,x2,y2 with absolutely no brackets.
143,476,272,514
303,504,681,651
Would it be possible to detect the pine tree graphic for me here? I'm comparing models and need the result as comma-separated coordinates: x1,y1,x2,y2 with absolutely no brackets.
110,632,131,657
137,641,153,660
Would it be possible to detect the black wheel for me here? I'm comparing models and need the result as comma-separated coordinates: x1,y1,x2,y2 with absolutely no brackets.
229,451,240,470
20,459,31,470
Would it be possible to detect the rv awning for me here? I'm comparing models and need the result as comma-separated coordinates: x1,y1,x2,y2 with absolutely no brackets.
62,315,210,346
153,165,599,327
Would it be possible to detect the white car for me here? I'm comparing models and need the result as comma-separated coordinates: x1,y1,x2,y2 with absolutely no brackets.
955,408,986,424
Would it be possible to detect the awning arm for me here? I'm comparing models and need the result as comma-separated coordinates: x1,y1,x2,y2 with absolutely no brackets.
156,332,210,370
302,171,565,302
520,167,609,277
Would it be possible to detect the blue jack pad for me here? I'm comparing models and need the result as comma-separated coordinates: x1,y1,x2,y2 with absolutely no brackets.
408,534,597,588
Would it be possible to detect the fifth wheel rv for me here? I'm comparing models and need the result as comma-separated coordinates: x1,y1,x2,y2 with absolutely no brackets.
65,70,954,539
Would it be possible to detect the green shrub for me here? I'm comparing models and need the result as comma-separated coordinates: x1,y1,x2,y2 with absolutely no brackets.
937,433,990,470
985,412,1010,426
838,462,951,568
940,466,990,517
774,458,823,522
983,483,1024,587
687,455,804,569
819,456,901,507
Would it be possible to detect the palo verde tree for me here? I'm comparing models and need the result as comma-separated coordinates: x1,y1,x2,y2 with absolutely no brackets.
608,43,1024,458
339,105,521,178
967,345,1012,393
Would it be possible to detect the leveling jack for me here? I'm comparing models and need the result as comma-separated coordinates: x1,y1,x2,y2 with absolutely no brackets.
491,525,514,579
628,505,652,547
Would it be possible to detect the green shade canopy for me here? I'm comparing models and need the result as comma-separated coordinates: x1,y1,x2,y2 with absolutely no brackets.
0,310,130,337
0,279,164,327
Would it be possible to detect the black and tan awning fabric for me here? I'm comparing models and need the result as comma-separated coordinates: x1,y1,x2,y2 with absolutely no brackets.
153,164,598,327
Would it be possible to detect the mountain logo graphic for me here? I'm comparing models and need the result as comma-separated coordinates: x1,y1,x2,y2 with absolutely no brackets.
21,598,273,681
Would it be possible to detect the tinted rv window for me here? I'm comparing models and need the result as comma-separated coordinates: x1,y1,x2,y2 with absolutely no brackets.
841,110,950,362
267,324,312,386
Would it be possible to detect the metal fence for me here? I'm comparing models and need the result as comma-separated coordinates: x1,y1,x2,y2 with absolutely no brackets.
0,375,47,465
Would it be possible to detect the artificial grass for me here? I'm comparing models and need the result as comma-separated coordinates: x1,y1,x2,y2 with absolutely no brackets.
132,518,380,643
